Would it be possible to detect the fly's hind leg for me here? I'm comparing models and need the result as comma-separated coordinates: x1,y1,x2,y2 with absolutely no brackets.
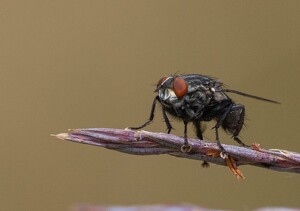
223,104,250,147
233,137,250,147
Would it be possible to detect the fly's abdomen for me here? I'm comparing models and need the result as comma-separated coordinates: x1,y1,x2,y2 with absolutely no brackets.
222,104,245,136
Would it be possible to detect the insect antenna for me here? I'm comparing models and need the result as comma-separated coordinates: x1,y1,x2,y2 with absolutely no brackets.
222,89,281,104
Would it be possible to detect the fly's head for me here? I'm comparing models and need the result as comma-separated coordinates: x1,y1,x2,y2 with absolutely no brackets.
155,76,188,107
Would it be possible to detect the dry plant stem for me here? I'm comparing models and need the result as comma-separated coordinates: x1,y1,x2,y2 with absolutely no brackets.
54,128,300,174
73,205,300,211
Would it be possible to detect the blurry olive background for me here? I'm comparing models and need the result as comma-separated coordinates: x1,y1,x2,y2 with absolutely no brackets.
0,1,299,210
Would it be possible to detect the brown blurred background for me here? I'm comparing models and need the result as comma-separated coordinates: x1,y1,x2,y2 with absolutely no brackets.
0,1,299,210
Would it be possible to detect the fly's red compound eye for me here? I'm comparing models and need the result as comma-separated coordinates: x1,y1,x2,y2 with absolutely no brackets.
172,77,188,98
156,76,168,88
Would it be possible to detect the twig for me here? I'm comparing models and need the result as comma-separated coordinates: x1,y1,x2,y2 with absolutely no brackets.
73,204,300,211
52,128,300,178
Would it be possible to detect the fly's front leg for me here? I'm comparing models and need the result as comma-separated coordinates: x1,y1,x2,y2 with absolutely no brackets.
162,107,173,134
128,96,158,130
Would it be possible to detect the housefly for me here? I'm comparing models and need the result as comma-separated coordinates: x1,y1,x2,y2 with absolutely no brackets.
129,74,280,155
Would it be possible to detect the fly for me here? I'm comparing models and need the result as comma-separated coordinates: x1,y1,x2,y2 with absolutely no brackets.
129,74,280,156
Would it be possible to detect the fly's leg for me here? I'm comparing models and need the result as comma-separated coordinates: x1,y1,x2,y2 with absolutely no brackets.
193,120,203,140
128,96,158,130
193,120,209,167
162,107,173,134
233,137,250,147
181,121,192,153
231,106,250,147
213,104,234,158
224,104,250,147
215,127,226,156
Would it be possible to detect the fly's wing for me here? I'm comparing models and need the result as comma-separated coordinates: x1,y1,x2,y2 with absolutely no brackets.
222,89,280,104
181,74,280,104
211,77,281,104
213,79,280,104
